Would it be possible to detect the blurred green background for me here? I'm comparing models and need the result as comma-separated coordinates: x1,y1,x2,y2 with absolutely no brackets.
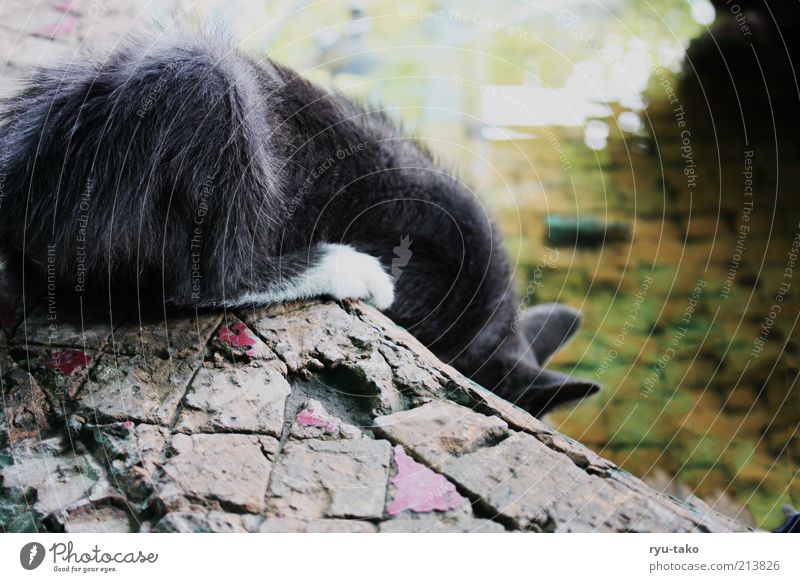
183,0,798,528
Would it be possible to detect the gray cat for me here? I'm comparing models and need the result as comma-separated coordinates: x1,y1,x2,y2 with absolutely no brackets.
0,33,599,416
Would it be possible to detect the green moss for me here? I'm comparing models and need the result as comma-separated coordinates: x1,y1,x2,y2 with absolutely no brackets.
605,400,677,448
738,488,793,531
680,435,727,470
0,490,45,533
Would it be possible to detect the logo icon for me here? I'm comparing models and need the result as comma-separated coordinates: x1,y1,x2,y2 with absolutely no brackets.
391,235,413,278
20,542,46,570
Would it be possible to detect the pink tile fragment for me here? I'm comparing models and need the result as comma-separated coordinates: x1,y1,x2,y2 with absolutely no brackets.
296,403,336,433
217,321,258,355
41,349,91,375
386,445,465,516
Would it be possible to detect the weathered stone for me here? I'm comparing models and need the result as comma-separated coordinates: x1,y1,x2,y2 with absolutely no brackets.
0,437,112,516
259,517,377,533
1,369,52,443
152,511,264,533
77,353,197,425
379,513,505,533
374,398,745,532
377,342,445,398
440,431,589,530
13,304,115,350
34,348,93,377
289,398,363,440
32,348,95,402
0,25,74,71
53,500,133,533
455,377,559,440
1,0,798,530
267,439,391,519
374,400,510,468
175,362,290,436
243,302,409,414
350,302,453,398
242,302,355,371
533,431,618,475
348,350,404,414
441,431,740,532
287,373,377,430
682,493,758,530
154,433,277,513
0,299,751,532
109,312,221,358
1,345,95,428
545,476,714,533
90,422,169,501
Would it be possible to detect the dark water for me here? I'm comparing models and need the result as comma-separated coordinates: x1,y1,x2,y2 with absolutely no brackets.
188,0,800,527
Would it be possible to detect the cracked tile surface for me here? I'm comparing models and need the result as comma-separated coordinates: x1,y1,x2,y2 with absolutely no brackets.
1,299,749,532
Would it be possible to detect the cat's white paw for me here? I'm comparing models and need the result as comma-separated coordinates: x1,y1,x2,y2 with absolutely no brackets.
225,243,395,309
317,243,394,309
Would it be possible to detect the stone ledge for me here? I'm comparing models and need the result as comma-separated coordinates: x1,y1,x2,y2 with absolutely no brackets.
0,299,749,532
